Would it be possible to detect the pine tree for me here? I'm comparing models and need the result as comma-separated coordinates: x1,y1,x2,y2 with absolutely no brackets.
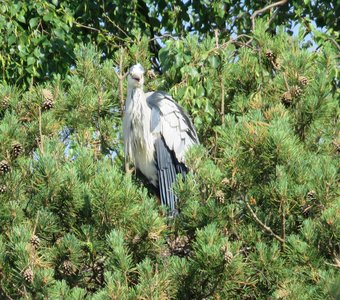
0,23,339,299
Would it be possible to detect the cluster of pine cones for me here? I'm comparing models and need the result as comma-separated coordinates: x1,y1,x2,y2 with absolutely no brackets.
281,76,309,106
264,49,310,107
265,50,281,69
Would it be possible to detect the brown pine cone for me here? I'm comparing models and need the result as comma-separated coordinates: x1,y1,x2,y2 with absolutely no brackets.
42,99,54,111
1,96,10,110
42,89,53,101
0,160,11,174
23,267,34,284
298,76,309,86
291,85,303,98
281,91,292,106
224,250,234,264
30,235,40,248
62,260,75,276
265,50,275,61
0,185,6,193
11,143,23,158
167,235,191,257
215,190,225,203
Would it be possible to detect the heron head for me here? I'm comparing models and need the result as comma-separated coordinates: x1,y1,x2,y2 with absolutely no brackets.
128,64,145,88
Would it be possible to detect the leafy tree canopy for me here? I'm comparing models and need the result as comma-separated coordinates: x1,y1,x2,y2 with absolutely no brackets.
0,0,339,86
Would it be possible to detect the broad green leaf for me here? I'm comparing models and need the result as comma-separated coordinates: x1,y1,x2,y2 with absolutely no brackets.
27,56,36,65
29,17,39,28
17,14,26,23
7,35,16,46
208,55,220,69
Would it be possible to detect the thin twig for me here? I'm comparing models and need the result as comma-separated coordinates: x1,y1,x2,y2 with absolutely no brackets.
283,72,290,90
74,21,101,32
117,48,127,115
149,34,178,42
242,195,285,243
267,7,281,30
97,89,103,154
233,280,257,287
220,76,225,125
280,197,286,250
32,211,40,236
103,13,129,38
326,38,340,52
38,107,44,155
251,0,289,31
74,21,127,43
214,29,219,48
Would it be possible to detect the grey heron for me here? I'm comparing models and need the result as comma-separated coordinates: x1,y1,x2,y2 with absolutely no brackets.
123,64,199,216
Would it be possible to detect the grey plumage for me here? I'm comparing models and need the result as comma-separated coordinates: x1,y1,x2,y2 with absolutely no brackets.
123,64,199,215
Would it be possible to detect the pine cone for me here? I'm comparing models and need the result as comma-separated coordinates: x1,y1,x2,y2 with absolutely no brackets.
30,235,40,248
307,190,316,200
0,185,6,193
265,50,275,61
224,250,234,264
167,235,190,257
23,267,34,284
11,143,23,158
1,96,9,110
221,178,230,185
42,89,53,101
332,139,340,154
215,190,225,203
298,76,309,86
273,59,282,70
62,260,75,276
42,99,54,111
290,85,303,98
93,259,104,284
281,91,292,106
249,197,257,205
0,160,11,174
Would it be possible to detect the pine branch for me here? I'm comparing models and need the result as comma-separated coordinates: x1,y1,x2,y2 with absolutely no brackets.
242,195,285,244
220,76,225,125
38,107,44,155
251,0,289,31
280,197,286,250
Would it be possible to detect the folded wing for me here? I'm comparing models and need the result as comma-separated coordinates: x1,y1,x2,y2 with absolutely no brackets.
146,91,199,215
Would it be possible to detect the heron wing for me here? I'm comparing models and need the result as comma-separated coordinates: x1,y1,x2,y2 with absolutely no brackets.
146,91,199,163
154,137,182,215
147,91,198,215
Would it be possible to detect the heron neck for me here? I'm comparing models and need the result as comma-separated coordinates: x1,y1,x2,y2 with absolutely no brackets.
127,87,147,108
124,86,153,164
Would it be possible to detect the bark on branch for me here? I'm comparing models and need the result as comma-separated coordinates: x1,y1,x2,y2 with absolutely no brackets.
242,195,285,244
38,107,44,156
114,48,128,116
251,0,289,31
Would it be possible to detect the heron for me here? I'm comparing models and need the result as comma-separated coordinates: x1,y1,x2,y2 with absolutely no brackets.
123,64,199,216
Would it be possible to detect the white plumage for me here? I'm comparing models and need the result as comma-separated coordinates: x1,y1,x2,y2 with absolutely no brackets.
123,64,199,215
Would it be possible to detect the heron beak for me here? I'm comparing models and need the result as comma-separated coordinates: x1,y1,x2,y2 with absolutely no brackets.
132,75,141,82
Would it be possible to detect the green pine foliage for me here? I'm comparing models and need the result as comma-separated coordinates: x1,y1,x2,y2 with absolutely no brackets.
0,23,339,299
